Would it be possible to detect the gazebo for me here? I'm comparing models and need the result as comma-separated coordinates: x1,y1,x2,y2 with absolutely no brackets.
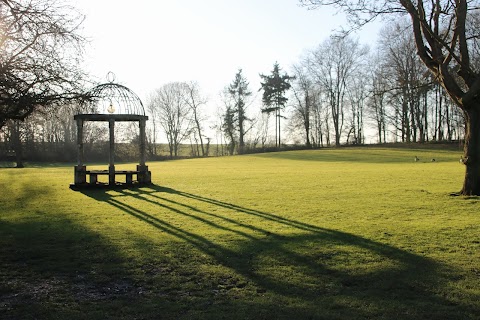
70,75,151,188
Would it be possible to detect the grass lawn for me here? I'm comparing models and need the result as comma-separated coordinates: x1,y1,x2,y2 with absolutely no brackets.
0,147,479,319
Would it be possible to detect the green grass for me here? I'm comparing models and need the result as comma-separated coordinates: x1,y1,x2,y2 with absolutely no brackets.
1,147,479,319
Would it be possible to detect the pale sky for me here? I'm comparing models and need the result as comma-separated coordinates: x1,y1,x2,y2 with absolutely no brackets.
74,0,380,107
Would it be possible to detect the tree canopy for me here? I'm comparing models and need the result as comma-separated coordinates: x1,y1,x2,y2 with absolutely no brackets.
260,62,294,112
0,0,87,128
260,62,294,147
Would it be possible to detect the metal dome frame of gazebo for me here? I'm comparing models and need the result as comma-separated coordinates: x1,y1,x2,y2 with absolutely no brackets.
70,74,151,188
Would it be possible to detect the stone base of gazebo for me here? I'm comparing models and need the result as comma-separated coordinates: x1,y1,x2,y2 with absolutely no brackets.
70,164,151,189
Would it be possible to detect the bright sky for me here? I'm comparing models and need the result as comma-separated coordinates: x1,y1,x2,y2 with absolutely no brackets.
74,0,380,113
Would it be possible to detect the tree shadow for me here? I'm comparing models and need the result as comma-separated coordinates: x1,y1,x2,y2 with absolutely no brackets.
77,184,477,319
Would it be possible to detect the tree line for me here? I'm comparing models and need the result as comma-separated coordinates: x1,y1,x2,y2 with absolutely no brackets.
0,29,465,165
145,25,465,158
0,15,466,164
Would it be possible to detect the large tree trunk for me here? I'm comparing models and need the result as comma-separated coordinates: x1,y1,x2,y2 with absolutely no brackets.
461,108,480,195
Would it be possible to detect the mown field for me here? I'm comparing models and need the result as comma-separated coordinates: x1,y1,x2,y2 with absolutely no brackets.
0,147,479,319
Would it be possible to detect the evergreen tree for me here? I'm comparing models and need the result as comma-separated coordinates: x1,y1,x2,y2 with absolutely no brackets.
222,105,237,155
260,62,295,148
225,69,252,154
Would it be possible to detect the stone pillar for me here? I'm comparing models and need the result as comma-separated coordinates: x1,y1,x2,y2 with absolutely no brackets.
139,118,146,167
74,118,86,185
76,118,84,166
137,164,151,184
74,165,86,185
137,117,151,184
109,118,115,185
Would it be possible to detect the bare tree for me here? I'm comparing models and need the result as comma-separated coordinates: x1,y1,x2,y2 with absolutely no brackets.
431,83,465,142
184,81,208,156
146,93,159,156
367,54,389,143
0,0,87,129
150,82,192,158
378,20,432,143
291,62,315,147
312,91,328,147
300,0,480,195
212,105,227,156
346,69,368,144
2,102,96,166
306,36,368,146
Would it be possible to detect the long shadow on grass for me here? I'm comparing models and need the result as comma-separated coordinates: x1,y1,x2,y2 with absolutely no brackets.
0,217,144,319
80,185,476,319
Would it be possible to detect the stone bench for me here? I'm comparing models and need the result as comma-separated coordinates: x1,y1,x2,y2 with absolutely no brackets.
86,170,140,185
